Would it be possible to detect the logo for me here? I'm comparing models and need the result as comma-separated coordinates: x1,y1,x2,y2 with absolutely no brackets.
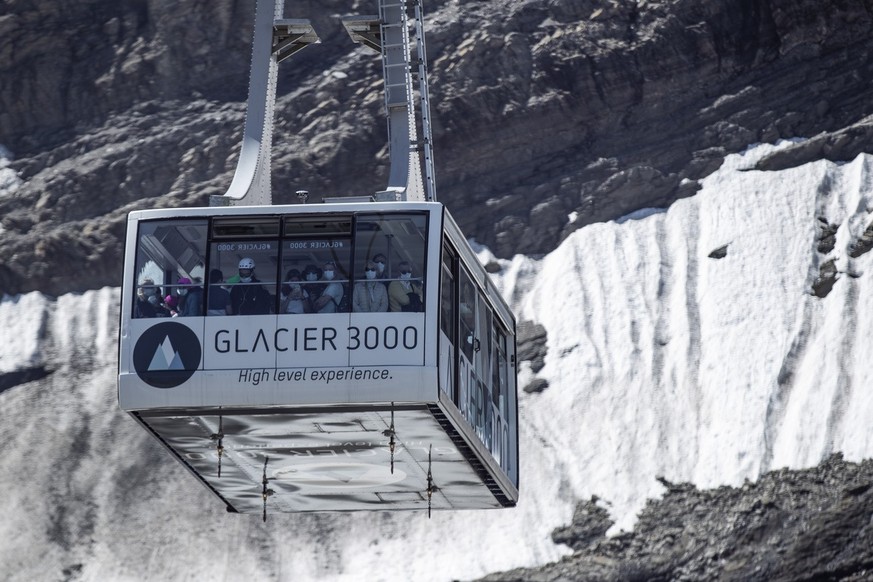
133,322,202,388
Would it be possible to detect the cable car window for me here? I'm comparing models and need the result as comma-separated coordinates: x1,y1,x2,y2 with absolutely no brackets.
459,269,477,361
489,321,513,472
208,238,278,315
495,326,508,418
212,217,280,238
133,219,207,318
439,243,457,399
354,213,426,313
283,217,352,238
280,234,351,314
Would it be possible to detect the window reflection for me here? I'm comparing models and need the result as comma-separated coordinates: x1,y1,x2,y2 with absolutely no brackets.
354,213,427,313
133,219,208,318
137,212,429,318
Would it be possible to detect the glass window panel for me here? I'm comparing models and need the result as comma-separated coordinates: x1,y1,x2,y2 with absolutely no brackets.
280,236,351,314
354,213,427,313
439,243,457,400
133,219,207,318
208,239,279,315
458,268,477,361
212,217,280,239
284,217,352,238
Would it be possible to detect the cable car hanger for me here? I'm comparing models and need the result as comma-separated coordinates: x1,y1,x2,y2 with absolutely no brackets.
210,0,437,209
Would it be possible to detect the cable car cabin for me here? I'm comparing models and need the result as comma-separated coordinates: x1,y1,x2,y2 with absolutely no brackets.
118,201,519,516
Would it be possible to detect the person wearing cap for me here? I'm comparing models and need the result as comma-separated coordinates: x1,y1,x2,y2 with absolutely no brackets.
174,276,203,317
163,294,179,317
230,257,273,315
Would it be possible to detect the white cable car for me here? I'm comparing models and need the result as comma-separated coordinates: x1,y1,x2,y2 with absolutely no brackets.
117,0,518,518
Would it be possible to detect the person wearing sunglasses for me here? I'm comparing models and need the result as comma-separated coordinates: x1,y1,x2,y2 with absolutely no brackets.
388,261,423,312
353,261,389,312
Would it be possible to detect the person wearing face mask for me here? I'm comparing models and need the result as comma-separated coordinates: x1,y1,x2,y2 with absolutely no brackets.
135,278,162,318
301,263,323,305
313,260,345,313
353,261,388,312
279,269,311,314
372,254,388,281
230,257,273,315
173,276,203,317
388,261,423,312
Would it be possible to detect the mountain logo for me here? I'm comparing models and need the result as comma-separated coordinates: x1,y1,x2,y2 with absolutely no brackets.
133,322,202,388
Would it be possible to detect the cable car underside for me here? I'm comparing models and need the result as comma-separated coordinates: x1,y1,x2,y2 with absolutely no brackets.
136,404,511,518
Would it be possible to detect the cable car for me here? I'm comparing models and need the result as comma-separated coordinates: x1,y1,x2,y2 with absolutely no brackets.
117,0,518,518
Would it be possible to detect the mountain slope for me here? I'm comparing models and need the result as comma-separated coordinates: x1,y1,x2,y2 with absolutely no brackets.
3,144,873,580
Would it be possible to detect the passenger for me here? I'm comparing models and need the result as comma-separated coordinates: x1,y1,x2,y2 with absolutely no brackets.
230,257,273,315
302,263,324,305
312,260,344,313
353,261,389,312
174,277,203,317
372,253,388,282
134,278,162,318
163,294,179,317
388,261,423,312
207,269,232,316
279,269,311,314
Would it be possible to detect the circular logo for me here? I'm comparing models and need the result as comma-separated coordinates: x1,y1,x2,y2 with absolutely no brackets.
133,322,202,388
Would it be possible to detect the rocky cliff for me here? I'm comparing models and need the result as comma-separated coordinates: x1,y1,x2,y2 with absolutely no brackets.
479,455,873,581
4,0,873,296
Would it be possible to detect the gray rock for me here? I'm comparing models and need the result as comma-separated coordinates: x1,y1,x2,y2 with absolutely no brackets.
5,0,873,294
479,454,873,582
517,320,548,373
522,377,549,394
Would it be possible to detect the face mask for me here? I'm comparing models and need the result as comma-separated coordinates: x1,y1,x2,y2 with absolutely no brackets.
365,270,376,280
323,270,334,280
400,272,411,280
177,288,188,296
291,283,301,292
306,273,317,282
375,261,385,273
240,276,252,283
147,295,159,305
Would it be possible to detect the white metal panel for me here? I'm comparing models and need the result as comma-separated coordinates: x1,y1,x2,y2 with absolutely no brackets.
119,366,436,410
126,201,443,223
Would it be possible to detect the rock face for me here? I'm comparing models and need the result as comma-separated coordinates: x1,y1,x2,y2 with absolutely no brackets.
479,454,873,582
4,0,873,295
